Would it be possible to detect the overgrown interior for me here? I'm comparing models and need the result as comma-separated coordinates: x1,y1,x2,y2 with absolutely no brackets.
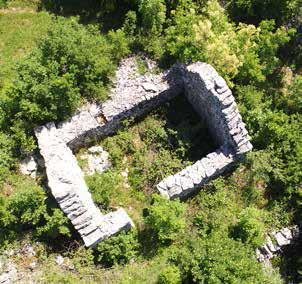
77,94,217,196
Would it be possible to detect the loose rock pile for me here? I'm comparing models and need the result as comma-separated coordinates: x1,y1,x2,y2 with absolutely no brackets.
56,57,183,150
19,155,38,178
0,262,17,284
256,225,301,263
32,56,252,246
79,146,111,176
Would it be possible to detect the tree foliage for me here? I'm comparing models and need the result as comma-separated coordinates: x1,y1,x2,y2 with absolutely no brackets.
170,231,280,283
144,195,187,243
0,176,70,246
95,231,139,266
231,207,266,247
0,16,122,154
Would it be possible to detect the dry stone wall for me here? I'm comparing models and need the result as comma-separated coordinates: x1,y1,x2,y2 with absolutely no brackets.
157,63,253,199
256,225,301,263
35,123,133,247
33,56,252,246
56,57,183,150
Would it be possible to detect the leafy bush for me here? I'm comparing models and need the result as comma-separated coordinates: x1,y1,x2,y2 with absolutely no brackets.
230,207,266,247
86,171,122,210
164,0,292,85
107,29,130,61
144,195,187,244
0,0,7,8
225,0,301,25
95,230,139,266
172,231,281,283
0,133,14,184
277,74,302,114
1,17,116,153
0,176,70,243
158,265,182,284
139,0,166,33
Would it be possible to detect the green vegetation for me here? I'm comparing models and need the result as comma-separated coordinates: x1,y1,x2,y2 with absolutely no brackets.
95,231,140,267
0,11,52,85
144,195,187,244
0,175,70,247
0,0,301,283
158,265,182,284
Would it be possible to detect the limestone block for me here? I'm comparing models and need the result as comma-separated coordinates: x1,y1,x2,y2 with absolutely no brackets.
256,226,300,263
280,227,293,240
98,208,134,238
19,155,38,178
273,232,291,246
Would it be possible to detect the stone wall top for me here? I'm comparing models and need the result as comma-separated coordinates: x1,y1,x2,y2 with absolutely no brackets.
35,123,133,247
157,62,253,199
256,225,301,263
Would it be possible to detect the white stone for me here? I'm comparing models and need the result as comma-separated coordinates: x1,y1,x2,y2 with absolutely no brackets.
142,82,158,92
81,146,111,176
35,123,134,247
273,232,291,246
55,255,64,266
280,227,293,240
20,155,37,178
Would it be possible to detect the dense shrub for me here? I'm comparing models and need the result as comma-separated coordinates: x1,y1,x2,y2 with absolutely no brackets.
230,207,266,247
158,265,182,284
95,230,139,266
139,0,166,33
164,0,292,85
144,195,187,244
0,17,118,154
225,0,301,25
0,133,14,184
0,176,70,244
172,231,281,283
86,171,122,210
0,0,6,8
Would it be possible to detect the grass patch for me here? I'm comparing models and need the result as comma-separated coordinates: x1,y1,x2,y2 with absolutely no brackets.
7,0,40,9
0,10,52,86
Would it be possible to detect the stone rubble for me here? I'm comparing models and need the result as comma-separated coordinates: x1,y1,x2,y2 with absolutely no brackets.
79,146,111,176
56,57,183,150
55,255,64,266
34,56,253,246
19,153,45,179
256,225,301,263
19,155,38,178
0,262,17,284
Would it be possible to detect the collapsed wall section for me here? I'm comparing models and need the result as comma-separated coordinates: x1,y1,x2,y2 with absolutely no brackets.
35,123,133,247
56,58,183,149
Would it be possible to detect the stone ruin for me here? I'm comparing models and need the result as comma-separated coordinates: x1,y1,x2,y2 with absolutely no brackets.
157,63,252,198
29,56,252,247
256,225,301,264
